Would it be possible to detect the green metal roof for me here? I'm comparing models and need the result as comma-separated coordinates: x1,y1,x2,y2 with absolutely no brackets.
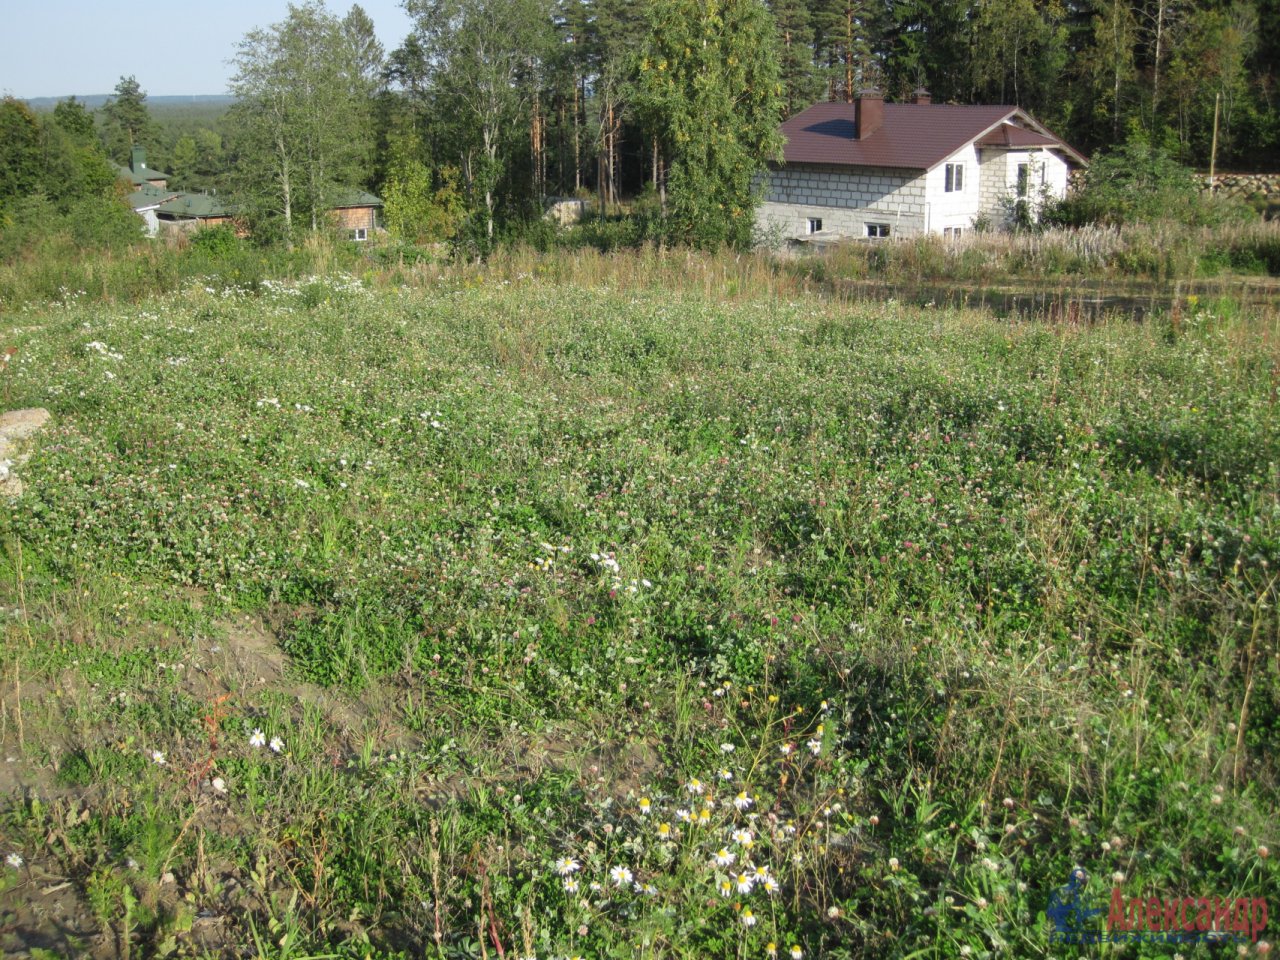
332,188,382,208
116,163,171,186
127,185,177,210
156,193,232,219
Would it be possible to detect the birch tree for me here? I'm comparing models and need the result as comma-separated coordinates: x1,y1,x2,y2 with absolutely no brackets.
228,2,376,242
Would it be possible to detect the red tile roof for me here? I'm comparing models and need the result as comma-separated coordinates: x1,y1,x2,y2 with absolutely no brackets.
779,102,1086,170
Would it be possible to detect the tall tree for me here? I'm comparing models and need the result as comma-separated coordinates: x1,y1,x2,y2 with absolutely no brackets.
100,75,156,163
634,0,784,248
403,0,554,245
228,2,378,241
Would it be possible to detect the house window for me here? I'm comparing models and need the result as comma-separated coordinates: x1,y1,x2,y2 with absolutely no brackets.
350,227,368,241
943,226,963,239
945,163,965,193
806,217,823,234
1016,163,1031,198
866,223,890,239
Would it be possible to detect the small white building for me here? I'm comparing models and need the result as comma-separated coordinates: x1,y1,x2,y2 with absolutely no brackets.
756,89,1087,244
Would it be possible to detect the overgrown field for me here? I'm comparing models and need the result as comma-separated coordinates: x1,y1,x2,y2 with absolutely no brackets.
0,273,1277,959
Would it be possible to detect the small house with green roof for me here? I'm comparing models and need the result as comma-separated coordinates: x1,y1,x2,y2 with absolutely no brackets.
117,147,170,190
332,189,382,241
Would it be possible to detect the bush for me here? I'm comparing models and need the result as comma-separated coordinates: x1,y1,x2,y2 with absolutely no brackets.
1047,138,1254,228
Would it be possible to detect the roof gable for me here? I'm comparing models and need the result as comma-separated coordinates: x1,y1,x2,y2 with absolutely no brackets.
778,102,1085,170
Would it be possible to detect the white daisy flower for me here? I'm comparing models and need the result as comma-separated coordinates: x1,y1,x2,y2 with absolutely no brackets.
741,908,757,927
720,742,735,754
609,865,632,886
713,848,737,867
554,857,581,876
734,791,753,811
562,877,579,893
249,729,266,748
638,797,652,815
269,737,284,753
150,750,167,765
736,873,755,894
806,739,822,756
5,853,23,868
685,778,705,795
731,829,754,848
718,768,734,781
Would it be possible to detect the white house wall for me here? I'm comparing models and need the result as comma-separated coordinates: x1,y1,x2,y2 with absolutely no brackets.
756,164,927,241
923,144,981,234
978,149,1072,225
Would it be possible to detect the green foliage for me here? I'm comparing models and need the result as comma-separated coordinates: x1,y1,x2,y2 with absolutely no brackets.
1048,138,1251,227
227,1,378,242
99,75,157,163
634,0,784,249
381,130,465,244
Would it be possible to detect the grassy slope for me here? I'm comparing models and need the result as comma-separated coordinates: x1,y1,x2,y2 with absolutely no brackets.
0,273,1277,958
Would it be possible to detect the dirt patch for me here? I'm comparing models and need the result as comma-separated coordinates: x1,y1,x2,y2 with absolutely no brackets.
183,615,409,754
0,860,111,960
0,408,51,498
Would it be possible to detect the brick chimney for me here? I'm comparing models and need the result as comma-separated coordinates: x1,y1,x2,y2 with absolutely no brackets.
131,146,147,173
911,87,932,105
855,88,884,139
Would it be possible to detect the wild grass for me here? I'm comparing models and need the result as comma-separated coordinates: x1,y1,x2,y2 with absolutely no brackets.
0,269,1276,958
814,219,1280,284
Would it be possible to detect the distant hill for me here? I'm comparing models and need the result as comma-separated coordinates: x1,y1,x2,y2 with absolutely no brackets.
25,94,235,111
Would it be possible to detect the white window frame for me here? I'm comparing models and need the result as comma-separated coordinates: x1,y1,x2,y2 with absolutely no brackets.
806,217,823,235
865,223,890,239
350,227,368,241
943,226,963,239
944,163,965,193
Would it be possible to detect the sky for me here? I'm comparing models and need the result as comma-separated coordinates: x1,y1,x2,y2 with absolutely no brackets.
0,0,415,99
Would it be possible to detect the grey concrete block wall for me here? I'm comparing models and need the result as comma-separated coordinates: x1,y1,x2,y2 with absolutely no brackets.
755,164,928,241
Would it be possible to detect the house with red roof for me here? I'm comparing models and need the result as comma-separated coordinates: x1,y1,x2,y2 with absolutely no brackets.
757,89,1087,244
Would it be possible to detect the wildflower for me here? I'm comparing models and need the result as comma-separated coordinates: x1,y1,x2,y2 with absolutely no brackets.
741,908,757,927
676,808,694,823
719,880,733,898
555,857,581,876
563,877,579,893
1260,845,1271,859
211,777,227,794
249,729,266,748
609,865,633,886
699,807,712,823
150,750,167,765
888,857,900,872
719,768,734,781
806,739,822,756
269,736,284,753
751,863,771,882
5,853,22,868
1112,871,1125,883
732,829,754,848
736,873,755,894
714,848,737,867
637,881,657,896
766,943,778,958
827,906,841,919
780,743,795,756
1002,797,1015,809
976,897,989,910
734,791,754,812
686,778,705,795
720,742,735,754
657,822,673,838
638,797,652,815
760,874,780,894
790,947,803,959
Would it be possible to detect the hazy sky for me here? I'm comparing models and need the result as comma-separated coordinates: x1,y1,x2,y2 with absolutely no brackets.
0,0,415,99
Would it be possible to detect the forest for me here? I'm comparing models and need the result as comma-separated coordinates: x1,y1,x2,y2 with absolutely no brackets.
5,0,1279,252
